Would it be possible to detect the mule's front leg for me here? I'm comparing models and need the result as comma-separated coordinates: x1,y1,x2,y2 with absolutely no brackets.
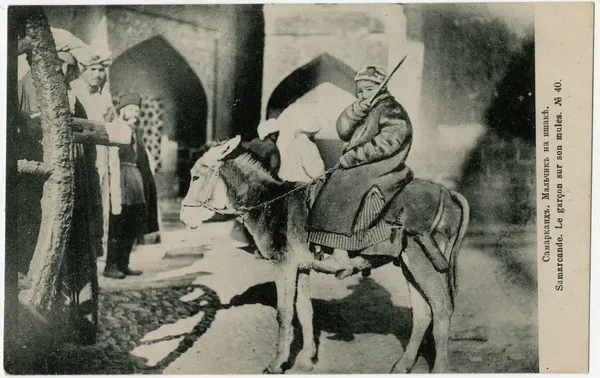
265,264,297,374
294,269,316,371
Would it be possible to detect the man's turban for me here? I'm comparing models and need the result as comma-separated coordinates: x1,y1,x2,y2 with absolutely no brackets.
71,46,113,67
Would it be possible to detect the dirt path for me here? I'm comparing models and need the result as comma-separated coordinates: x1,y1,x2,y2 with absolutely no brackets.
11,217,535,374
164,231,538,374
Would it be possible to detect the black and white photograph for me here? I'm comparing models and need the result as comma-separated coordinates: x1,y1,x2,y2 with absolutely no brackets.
3,2,593,375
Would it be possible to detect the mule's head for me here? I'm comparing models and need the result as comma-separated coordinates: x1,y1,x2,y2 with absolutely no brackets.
180,136,241,229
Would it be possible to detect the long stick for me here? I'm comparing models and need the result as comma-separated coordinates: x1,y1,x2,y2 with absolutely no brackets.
369,55,407,105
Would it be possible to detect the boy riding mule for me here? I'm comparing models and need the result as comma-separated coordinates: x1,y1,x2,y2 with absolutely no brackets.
307,64,443,279
180,134,469,373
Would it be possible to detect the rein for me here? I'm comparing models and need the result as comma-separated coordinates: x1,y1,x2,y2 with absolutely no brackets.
185,164,341,217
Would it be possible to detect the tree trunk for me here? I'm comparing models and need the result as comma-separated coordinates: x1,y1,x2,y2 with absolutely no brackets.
20,8,75,311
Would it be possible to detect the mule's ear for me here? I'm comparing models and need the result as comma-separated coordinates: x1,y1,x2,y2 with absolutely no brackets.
217,135,242,160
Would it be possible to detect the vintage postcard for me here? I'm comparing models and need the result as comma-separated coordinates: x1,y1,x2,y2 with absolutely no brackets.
3,2,593,374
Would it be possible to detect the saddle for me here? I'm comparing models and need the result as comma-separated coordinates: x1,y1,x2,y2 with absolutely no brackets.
308,177,450,276
307,176,445,243
382,179,445,235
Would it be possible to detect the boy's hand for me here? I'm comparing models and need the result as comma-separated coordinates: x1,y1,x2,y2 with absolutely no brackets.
351,99,370,118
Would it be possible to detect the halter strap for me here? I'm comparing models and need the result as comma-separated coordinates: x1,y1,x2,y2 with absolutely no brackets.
183,166,241,215
184,163,341,217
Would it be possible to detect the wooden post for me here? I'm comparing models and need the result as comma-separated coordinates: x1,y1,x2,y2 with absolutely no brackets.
19,7,75,311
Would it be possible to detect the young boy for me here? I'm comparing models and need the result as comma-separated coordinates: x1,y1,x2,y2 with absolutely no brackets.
104,94,159,279
307,65,414,279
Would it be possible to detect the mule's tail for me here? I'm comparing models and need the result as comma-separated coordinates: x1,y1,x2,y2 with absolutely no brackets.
448,190,470,306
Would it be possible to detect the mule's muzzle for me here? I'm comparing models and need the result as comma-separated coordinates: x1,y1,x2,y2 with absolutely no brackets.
180,205,214,229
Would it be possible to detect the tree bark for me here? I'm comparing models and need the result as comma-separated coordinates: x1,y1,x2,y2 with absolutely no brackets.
20,111,133,146
20,8,75,311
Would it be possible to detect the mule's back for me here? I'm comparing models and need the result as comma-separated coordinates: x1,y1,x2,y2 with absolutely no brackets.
384,178,447,235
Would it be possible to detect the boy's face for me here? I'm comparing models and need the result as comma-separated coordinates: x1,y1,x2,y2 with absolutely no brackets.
120,105,140,122
355,80,379,101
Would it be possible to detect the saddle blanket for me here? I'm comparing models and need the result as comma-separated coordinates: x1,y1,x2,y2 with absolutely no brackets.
308,188,392,251
307,178,444,252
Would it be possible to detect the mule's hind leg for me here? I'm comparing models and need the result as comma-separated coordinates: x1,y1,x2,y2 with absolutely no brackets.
293,269,316,371
404,242,454,373
414,234,449,272
429,285,453,373
265,264,298,374
391,260,432,374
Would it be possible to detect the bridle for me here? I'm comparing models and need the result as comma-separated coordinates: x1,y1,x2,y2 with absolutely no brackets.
182,165,241,216
182,161,342,218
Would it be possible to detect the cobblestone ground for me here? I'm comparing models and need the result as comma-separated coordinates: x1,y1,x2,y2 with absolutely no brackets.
8,284,221,374
6,199,229,375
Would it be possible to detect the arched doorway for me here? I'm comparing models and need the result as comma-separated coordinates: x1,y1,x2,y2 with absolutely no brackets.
266,54,356,168
267,53,355,119
110,35,208,197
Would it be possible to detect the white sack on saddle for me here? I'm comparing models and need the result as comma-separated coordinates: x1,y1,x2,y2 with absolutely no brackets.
277,105,324,182
272,101,317,168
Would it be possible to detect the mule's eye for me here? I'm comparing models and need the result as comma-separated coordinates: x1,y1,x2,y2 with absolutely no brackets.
192,176,199,182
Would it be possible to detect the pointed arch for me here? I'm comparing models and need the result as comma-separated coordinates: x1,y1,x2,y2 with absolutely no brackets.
111,35,209,198
111,35,207,147
266,53,355,119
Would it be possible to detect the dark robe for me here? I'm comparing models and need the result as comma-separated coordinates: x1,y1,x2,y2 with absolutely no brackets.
131,126,160,235
69,99,105,261
15,73,44,273
307,93,413,237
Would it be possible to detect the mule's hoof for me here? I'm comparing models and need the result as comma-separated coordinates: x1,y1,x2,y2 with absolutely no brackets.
294,352,316,372
390,360,412,374
431,364,449,374
362,268,371,277
391,364,410,374
263,364,283,374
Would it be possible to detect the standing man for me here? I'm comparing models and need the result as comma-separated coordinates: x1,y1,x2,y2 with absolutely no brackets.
70,46,117,259
104,94,159,278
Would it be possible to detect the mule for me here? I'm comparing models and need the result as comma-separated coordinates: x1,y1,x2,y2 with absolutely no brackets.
180,136,470,374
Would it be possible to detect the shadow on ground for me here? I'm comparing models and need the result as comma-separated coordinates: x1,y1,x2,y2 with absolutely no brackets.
229,277,437,370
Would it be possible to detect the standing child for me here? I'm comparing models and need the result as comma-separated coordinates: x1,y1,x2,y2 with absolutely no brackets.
104,93,159,279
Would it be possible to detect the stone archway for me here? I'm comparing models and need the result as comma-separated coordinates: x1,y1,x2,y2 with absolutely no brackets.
110,35,208,198
266,53,357,168
266,53,355,119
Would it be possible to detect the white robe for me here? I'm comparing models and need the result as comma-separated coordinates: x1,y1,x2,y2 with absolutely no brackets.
278,133,325,182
